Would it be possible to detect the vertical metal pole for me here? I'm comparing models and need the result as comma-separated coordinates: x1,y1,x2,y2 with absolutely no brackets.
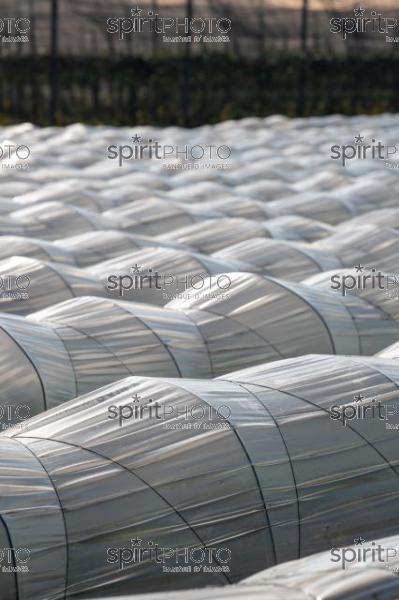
49,0,59,124
301,0,308,54
297,0,309,116
182,0,193,127
152,0,158,55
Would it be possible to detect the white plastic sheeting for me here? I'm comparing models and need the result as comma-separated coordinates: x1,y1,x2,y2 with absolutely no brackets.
191,196,269,220
0,115,398,600
0,236,75,265
0,232,193,268
262,216,335,242
0,256,106,315
1,269,399,423
338,208,399,231
377,341,399,360
168,272,399,371
9,201,111,240
1,354,399,598
157,219,272,254
213,238,342,281
264,191,354,225
102,199,206,237
314,226,399,272
306,269,399,328
0,296,210,421
89,248,249,306
54,231,182,267
102,535,399,600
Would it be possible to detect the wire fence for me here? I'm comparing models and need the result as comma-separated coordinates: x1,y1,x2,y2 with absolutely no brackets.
0,0,398,124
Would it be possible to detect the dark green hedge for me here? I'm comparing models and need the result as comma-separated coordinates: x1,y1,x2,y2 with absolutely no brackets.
0,54,397,125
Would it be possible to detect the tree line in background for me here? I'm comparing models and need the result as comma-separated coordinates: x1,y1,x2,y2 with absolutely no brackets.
2,54,398,126
0,0,397,125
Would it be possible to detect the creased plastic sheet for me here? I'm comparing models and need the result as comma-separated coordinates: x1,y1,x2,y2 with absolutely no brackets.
12,180,102,211
166,181,235,202
0,256,105,315
30,296,212,390
102,199,199,237
1,268,399,424
89,248,249,306
314,225,399,271
213,238,342,281
0,437,67,600
193,197,269,221
0,236,75,265
54,231,155,268
1,354,399,598
0,231,192,270
168,272,362,373
264,191,354,226
93,534,399,600
234,179,292,201
305,269,399,353
333,179,399,214
261,216,335,242
377,341,399,360
1,117,398,248
96,185,166,209
0,312,76,413
157,219,270,254
9,202,111,241
0,216,45,238
338,208,399,232
294,277,399,354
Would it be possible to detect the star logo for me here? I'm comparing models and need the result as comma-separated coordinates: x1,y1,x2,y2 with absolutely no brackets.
354,537,366,545
131,134,142,144
354,7,365,17
354,394,364,403
132,393,141,403
131,6,142,17
354,264,363,272
354,134,364,144
131,263,141,273
131,537,142,546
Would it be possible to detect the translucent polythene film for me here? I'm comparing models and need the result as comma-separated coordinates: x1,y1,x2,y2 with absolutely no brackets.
1,354,399,598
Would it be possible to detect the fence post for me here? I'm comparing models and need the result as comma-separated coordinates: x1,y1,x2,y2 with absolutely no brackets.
182,0,193,127
49,0,59,124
